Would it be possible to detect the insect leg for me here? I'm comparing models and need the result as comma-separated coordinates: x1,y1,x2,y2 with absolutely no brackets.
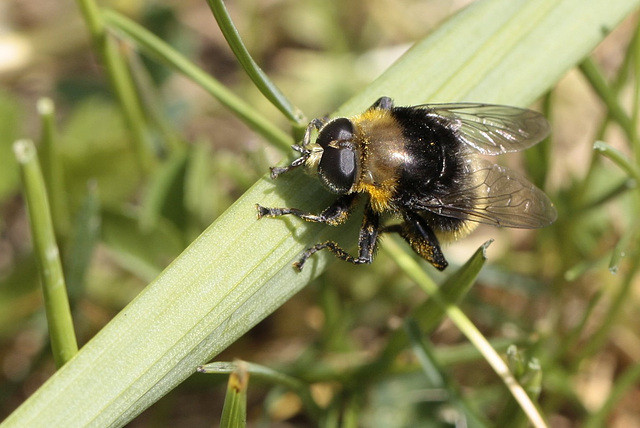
294,202,380,270
270,118,325,179
382,211,448,270
256,193,358,226
369,96,394,111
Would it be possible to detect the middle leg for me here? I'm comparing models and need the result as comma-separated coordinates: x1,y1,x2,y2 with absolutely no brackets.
294,202,381,270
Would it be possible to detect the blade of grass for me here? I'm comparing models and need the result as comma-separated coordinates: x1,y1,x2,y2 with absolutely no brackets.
564,255,611,282
337,0,639,114
13,140,78,367
609,224,637,274
218,361,249,428
3,0,639,426
341,394,361,428
102,10,292,152
579,178,636,212
593,140,640,182
385,239,548,428
205,0,306,127
581,58,639,147
74,0,154,172
405,318,491,428
633,22,640,163
37,98,71,241
351,238,489,383
64,181,101,301
124,47,182,155
574,253,640,364
200,361,322,422
499,346,543,427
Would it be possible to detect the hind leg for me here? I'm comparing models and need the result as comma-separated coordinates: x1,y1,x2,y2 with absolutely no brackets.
382,211,448,270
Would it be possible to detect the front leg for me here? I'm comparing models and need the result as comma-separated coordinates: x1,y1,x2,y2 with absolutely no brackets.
294,202,380,270
269,118,326,179
256,193,358,226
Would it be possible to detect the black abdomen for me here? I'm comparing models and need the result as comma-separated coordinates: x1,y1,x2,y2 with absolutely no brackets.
391,107,473,230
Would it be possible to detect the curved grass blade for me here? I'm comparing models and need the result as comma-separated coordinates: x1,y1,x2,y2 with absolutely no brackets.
205,0,306,127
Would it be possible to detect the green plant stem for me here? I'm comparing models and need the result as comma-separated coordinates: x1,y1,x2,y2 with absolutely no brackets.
13,140,78,367
206,0,306,128
593,140,640,182
219,361,248,428
200,361,322,421
346,239,484,386
579,178,636,212
574,251,640,363
405,319,491,427
384,238,548,428
103,10,292,152
580,58,639,148
340,394,361,428
609,224,637,273
74,0,153,172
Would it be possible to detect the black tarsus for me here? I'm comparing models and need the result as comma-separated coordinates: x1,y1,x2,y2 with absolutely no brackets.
293,202,380,270
270,118,326,179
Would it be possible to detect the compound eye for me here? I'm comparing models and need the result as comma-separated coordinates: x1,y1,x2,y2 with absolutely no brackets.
318,145,357,194
315,118,357,194
316,118,354,148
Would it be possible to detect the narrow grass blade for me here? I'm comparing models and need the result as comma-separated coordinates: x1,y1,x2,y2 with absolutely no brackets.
581,59,638,146
498,346,543,427
102,10,292,152
205,0,305,126
200,361,322,421
388,238,491,332
13,140,78,367
64,182,101,301
354,239,489,382
574,255,640,364
593,140,640,182
609,224,637,274
388,239,548,428
140,149,190,232
219,361,249,428
405,319,491,428
74,0,154,172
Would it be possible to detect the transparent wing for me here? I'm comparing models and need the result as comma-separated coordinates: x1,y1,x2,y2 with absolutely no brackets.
417,159,557,228
419,103,551,155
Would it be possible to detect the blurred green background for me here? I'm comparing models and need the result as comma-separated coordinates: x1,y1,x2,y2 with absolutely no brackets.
1,0,640,426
